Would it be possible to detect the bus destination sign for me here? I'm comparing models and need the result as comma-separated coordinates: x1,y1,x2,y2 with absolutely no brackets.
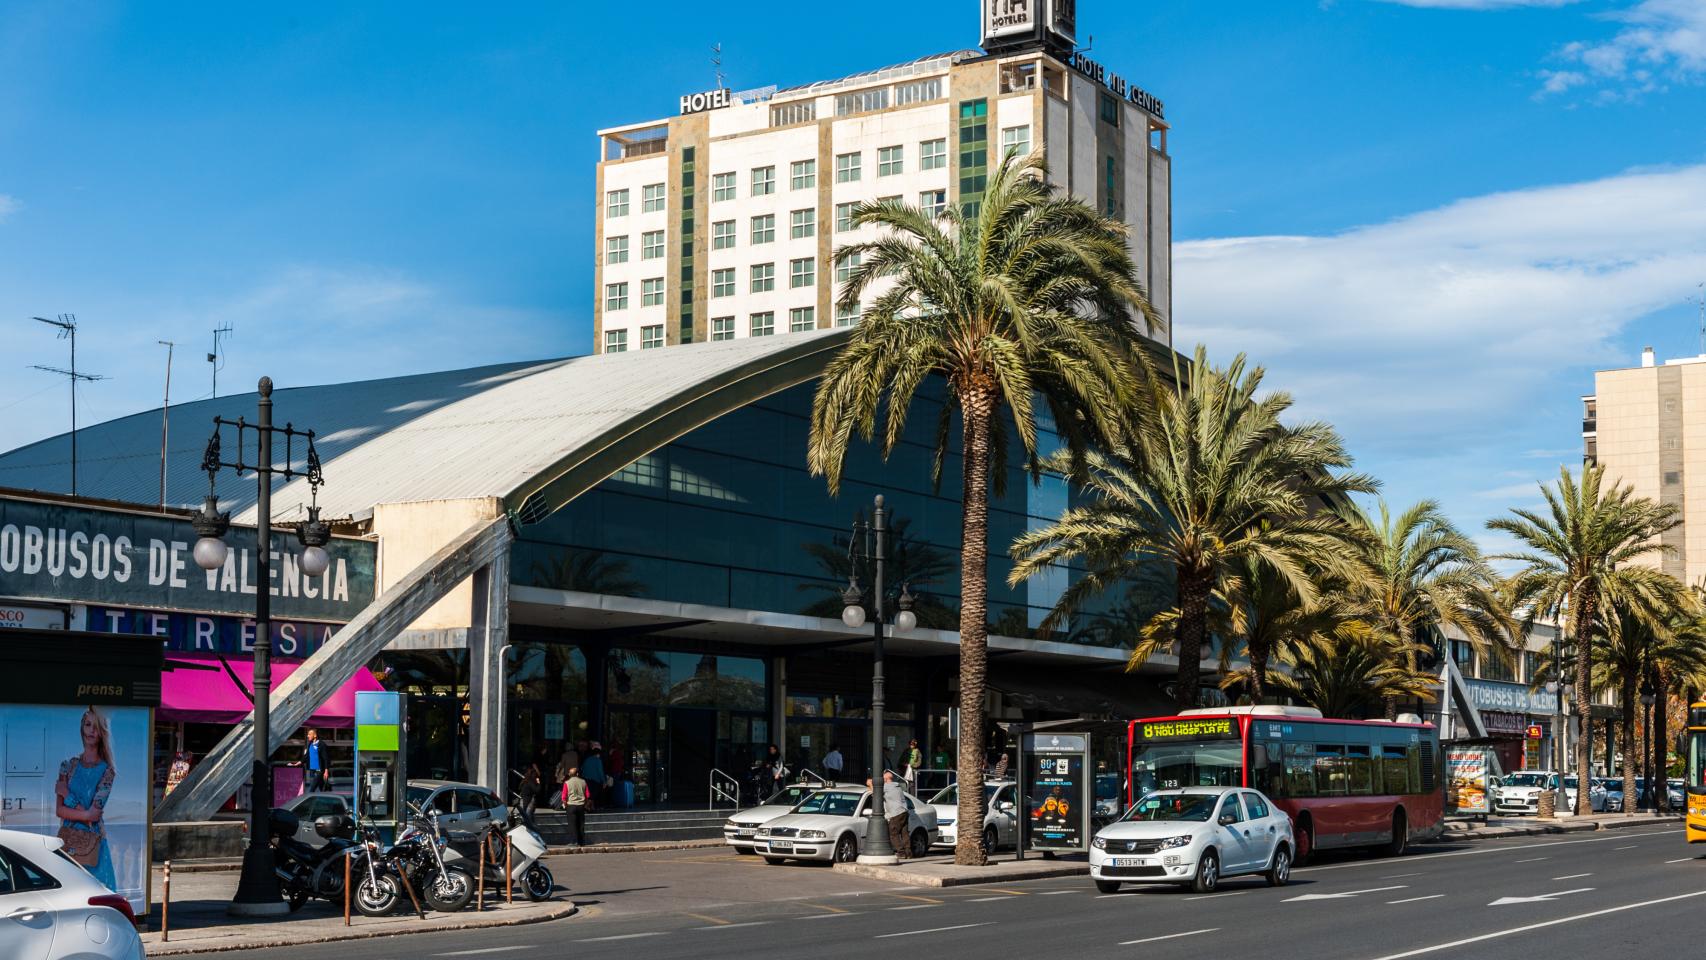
1139,718,1236,741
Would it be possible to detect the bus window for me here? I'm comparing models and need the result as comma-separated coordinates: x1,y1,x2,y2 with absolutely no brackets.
1130,739,1241,793
1317,745,1347,795
1346,745,1373,795
1382,745,1410,794
1284,743,1316,797
1250,742,1282,797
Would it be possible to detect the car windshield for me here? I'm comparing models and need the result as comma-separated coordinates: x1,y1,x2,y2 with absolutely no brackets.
1563,777,1580,789
763,785,817,807
794,792,863,816
1122,793,1218,822
405,786,432,809
1503,774,1549,788
928,784,1000,805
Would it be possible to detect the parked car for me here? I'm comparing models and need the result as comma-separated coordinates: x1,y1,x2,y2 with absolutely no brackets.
0,828,143,960
280,791,355,848
404,780,510,837
1599,778,1625,812
1492,771,1555,815
754,786,938,864
1561,776,1607,812
926,779,1018,853
1089,787,1293,894
723,783,859,853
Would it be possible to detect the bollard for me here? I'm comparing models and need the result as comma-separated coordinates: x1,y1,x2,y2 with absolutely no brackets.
476,833,486,912
343,854,352,926
161,860,171,942
505,833,513,905
396,868,426,920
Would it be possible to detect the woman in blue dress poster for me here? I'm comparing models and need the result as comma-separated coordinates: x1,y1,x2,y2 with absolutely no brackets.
55,706,118,890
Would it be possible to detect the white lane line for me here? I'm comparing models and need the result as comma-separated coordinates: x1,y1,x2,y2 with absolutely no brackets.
1118,928,1219,946
1667,858,1696,864
1381,872,1425,879
1553,873,1593,880
1515,857,1548,863
1364,889,1706,960
1284,884,1408,903
889,904,939,910
799,912,857,919
876,922,993,939
1183,890,1249,901
1387,895,1445,904
696,921,769,930
1038,890,1077,895
1293,831,1673,876
968,896,1014,902
1095,893,1128,899
1616,845,1639,850
574,933,667,943
435,949,535,957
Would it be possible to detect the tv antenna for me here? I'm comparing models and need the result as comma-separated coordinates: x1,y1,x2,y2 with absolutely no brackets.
158,340,176,508
209,323,233,398
29,314,106,496
712,43,726,89
1690,282,1706,357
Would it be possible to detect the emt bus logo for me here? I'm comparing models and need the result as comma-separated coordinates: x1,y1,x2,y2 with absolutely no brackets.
1141,718,1235,740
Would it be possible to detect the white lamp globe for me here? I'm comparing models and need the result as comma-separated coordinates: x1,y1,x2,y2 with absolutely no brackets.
842,604,867,629
894,609,917,633
193,536,228,572
299,545,331,578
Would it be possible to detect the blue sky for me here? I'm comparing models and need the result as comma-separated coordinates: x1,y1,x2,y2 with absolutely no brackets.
2,0,1705,551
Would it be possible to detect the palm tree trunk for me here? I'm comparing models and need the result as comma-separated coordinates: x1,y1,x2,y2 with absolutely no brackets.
1654,666,1670,813
1621,674,1637,818
1174,563,1211,708
954,388,994,867
1248,643,1268,705
1574,592,1598,816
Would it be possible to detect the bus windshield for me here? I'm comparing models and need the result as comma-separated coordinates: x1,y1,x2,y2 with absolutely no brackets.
1691,729,1706,794
1130,740,1242,795
1121,793,1218,822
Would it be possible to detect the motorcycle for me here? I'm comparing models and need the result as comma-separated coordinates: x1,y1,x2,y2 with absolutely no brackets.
349,813,472,916
443,804,554,902
268,808,359,912
395,805,476,912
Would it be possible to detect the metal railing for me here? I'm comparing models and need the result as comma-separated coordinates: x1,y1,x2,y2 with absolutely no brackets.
913,767,957,798
709,768,741,810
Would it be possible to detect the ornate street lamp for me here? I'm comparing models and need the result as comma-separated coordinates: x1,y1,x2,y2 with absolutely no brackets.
840,495,916,864
189,377,329,915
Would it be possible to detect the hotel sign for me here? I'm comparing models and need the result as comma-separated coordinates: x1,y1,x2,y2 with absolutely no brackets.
679,87,731,115
982,0,1075,48
1067,51,1166,119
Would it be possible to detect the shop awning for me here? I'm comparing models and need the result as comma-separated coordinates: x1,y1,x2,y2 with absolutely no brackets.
160,654,386,727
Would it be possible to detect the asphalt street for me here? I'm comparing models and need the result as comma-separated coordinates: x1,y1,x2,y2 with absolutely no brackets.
221,827,1706,960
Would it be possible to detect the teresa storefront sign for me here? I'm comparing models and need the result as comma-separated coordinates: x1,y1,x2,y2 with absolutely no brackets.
0,497,374,621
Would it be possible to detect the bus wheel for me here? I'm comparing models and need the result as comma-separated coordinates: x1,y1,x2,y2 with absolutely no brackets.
1385,809,1407,857
1294,819,1314,866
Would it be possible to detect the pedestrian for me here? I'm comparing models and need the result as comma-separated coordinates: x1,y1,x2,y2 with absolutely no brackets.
517,762,541,831
561,766,591,846
932,745,950,770
582,746,606,806
763,744,786,797
993,751,1010,779
303,729,329,792
555,742,581,806
902,739,923,792
823,745,844,781
868,771,913,859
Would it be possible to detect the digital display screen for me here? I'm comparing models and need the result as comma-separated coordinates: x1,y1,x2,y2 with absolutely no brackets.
1137,718,1237,741
1022,733,1090,852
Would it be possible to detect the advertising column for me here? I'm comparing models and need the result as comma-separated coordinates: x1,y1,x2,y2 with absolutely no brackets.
1021,732,1091,854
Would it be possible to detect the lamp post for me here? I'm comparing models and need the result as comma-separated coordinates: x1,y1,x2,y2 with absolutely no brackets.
1641,675,1657,815
839,495,917,865
189,377,331,915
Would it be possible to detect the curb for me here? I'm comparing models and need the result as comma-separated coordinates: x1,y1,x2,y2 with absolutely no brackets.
1446,815,1682,840
141,902,578,956
155,860,242,874
832,860,1089,887
545,838,725,855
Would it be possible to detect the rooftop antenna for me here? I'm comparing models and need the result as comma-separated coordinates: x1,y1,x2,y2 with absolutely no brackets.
30,314,106,497
712,43,726,89
209,323,232,398
158,340,175,509
1690,282,1706,357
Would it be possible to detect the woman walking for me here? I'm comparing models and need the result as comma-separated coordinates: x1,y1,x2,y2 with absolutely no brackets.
516,762,542,831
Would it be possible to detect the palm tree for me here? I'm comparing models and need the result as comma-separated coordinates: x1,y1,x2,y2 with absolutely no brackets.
1230,629,1437,720
1489,465,1684,814
1595,604,1706,813
807,151,1154,866
1009,347,1376,708
1346,500,1513,716
1217,555,1359,705
797,515,959,630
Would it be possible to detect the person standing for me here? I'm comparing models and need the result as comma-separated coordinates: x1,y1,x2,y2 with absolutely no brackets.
303,729,329,792
763,744,786,797
581,747,606,807
902,739,924,792
517,762,542,831
561,766,590,846
869,771,912,859
823,745,844,781
57,707,118,890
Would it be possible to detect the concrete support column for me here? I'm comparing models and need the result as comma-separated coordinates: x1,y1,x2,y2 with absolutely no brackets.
772,656,787,762
467,547,511,793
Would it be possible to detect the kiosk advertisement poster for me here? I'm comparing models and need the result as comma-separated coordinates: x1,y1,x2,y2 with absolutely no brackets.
1447,746,1491,815
0,703,151,913
1021,732,1090,852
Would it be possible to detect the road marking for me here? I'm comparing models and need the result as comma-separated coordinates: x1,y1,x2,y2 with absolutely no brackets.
697,921,768,930
1183,890,1249,901
1381,872,1425,879
1388,895,1444,904
1292,831,1675,877
684,913,730,926
889,904,939,910
888,893,944,904
1489,887,1595,906
1285,885,1408,903
1552,873,1592,880
800,902,849,914
985,888,1029,895
573,933,667,943
1364,889,1706,959
876,922,993,938
1038,889,1076,895
799,912,857,920
968,896,1014,902
1667,858,1696,864
1118,928,1219,946
1095,893,1128,899
1616,845,1639,850
435,949,534,957
1515,857,1547,863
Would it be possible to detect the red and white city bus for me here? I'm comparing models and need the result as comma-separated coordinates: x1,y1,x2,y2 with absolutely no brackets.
1127,706,1444,862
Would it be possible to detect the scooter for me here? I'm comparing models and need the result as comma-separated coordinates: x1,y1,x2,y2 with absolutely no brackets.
443,809,554,902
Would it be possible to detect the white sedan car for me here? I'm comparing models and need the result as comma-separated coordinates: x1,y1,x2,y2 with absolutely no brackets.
755,786,938,863
724,782,856,853
1090,787,1293,894
0,828,143,960
927,779,1018,853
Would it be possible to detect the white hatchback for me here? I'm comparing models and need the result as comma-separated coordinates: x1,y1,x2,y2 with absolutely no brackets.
1089,788,1293,894
0,828,143,960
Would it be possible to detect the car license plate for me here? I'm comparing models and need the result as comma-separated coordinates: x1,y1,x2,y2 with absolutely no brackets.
737,829,755,837
768,844,793,853
1111,857,1148,868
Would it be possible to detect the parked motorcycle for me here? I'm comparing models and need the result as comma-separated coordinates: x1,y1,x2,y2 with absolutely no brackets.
268,808,359,912
348,813,471,916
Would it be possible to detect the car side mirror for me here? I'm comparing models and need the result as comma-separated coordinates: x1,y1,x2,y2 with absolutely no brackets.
1219,813,1238,826
997,801,1015,813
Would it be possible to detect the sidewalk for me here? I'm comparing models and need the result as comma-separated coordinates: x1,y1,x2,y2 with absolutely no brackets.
1445,812,1683,840
142,864,576,955
834,851,1090,887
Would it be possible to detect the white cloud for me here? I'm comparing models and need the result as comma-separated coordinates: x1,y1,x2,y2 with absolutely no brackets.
0,194,18,222
1539,0,1706,99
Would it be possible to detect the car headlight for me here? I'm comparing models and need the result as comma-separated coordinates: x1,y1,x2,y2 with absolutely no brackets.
1092,836,1108,850
755,829,770,838
1158,835,1193,850
799,830,827,839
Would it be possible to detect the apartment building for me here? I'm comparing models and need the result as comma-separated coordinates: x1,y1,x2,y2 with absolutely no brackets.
593,1,1172,353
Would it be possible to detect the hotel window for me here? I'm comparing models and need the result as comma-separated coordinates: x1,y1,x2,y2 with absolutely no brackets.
605,189,630,218
751,214,776,244
790,209,816,239
919,190,946,218
920,138,947,170
790,257,815,288
710,316,735,341
894,77,943,106
834,87,889,116
641,229,665,260
712,268,735,298
750,262,775,293
878,145,904,177
603,329,627,353
752,165,776,196
835,303,861,327
835,152,862,183
605,235,629,264
835,202,857,232
713,171,737,202
605,282,628,311
1001,124,1031,160
769,100,816,126
958,99,988,215
1099,93,1120,126
789,306,816,332
790,159,816,190
640,324,664,349
641,183,666,212
836,249,862,282
712,220,736,250
750,311,775,337
641,277,665,307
